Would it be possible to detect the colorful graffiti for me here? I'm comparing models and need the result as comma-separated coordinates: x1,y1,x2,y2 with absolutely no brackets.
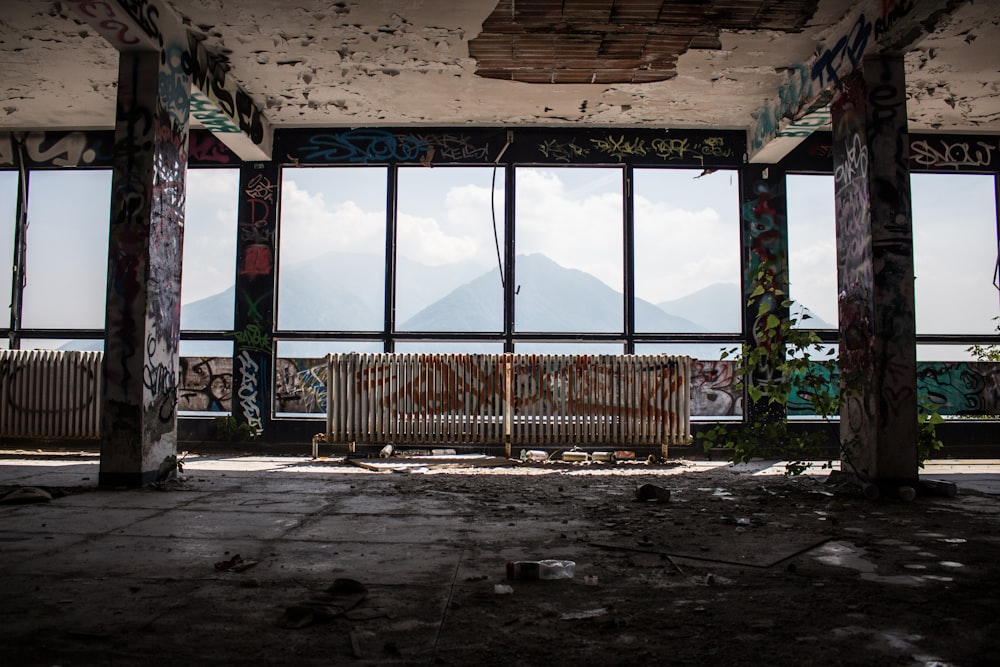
189,130,236,165
183,33,266,149
178,356,233,412
279,128,743,167
229,164,279,436
274,358,329,414
690,360,741,417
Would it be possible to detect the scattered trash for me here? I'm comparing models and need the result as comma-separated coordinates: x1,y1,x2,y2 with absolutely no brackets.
493,584,514,595
614,451,636,460
506,559,576,580
379,444,394,458
214,553,259,573
278,578,368,629
520,450,548,462
0,486,53,504
635,483,671,503
560,607,608,620
591,451,614,462
919,478,958,498
561,449,589,462
721,515,763,526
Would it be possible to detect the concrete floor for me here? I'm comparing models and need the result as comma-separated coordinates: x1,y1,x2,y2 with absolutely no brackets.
2,450,999,665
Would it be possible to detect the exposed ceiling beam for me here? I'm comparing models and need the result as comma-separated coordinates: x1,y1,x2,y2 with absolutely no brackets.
748,0,963,164
63,0,272,161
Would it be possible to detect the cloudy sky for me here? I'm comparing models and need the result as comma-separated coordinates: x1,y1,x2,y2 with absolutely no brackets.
1,164,997,358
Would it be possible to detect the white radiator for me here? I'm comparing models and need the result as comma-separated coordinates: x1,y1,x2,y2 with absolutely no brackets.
326,353,690,454
0,350,103,439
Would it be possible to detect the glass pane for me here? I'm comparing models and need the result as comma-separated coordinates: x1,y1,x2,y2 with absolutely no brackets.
277,340,383,358
0,171,16,328
181,169,239,330
396,167,504,332
787,174,839,329
515,167,623,333
634,169,741,333
917,344,982,362
21,338,103,351
514,342,623,355
395,341,505,354
274,340,383,417
634,341,737,361
278,167,387,331
912,173,998,335
178,341,233,414
637,343,743,418
21,170,111,329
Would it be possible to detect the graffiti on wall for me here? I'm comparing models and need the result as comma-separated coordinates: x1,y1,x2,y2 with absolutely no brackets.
189,130,237,164
275,358,329,414
690,360,741,417
910,138,999,170
182,33,266,150
178,356,232,412
228,164,279,436
175,355,1000,420
279,127,744,168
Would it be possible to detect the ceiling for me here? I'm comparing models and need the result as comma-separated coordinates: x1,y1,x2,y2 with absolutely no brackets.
0,0,998,146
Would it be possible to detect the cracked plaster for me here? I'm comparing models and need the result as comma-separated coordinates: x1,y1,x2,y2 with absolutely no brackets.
0,0,997,135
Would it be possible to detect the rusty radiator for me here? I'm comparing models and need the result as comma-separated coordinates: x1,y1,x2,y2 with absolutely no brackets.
326,353,690,453
0,350,103,439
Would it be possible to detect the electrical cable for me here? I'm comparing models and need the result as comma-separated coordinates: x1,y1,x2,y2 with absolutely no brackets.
491,163,504,289
491,131,512,290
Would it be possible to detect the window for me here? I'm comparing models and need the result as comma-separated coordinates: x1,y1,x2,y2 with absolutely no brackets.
0,170,16,329
277,167,387,332
786,174,838,329
396,167,504,332
515,167,623,333
633,168,741,334
181,169,239,330
912,173,998,336
20,170,111,329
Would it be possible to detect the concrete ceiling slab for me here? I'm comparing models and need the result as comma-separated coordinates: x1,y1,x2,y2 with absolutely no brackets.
0,0,997,137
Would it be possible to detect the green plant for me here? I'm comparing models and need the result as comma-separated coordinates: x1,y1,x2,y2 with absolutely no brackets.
697,267,940,475
214,415,260,442
967,317,1000,361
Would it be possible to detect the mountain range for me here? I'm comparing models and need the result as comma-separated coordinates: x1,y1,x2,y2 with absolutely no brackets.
181,250,834,335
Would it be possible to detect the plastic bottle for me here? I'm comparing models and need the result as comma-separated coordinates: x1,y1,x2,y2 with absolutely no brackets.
506,559,576,580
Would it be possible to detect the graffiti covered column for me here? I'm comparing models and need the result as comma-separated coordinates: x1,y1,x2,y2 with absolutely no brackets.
231,164,279,440
831,55,917,485
100,47,191,487
740,165,790,424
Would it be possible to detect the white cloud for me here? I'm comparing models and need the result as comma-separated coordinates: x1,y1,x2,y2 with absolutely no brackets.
279,179,386,264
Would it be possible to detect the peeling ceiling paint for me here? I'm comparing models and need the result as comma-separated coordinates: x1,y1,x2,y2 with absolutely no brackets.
0,0,997,135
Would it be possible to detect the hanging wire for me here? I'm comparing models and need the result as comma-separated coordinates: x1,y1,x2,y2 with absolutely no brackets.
491,163,504,289
491,131,513,290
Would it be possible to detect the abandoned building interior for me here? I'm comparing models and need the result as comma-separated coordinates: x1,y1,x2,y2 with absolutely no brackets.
2,0,1000,664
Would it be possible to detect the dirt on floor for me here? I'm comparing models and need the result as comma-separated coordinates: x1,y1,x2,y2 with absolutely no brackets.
2,454,1000,666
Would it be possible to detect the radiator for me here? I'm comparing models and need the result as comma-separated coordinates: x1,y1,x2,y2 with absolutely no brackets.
326,353,690,454
0,350,103,439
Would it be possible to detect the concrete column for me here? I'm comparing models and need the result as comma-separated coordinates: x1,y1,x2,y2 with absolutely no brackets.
740,164,789,424
232,163,279,440
831,54,918,484
100,46,190,487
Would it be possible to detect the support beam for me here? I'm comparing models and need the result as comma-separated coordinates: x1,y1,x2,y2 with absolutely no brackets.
748,0,959,163
832,55,918,485
64,0,271,162
99,48,190,487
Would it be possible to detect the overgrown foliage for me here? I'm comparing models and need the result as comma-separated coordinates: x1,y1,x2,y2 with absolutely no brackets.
214,415,260,442
697,268,941,475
